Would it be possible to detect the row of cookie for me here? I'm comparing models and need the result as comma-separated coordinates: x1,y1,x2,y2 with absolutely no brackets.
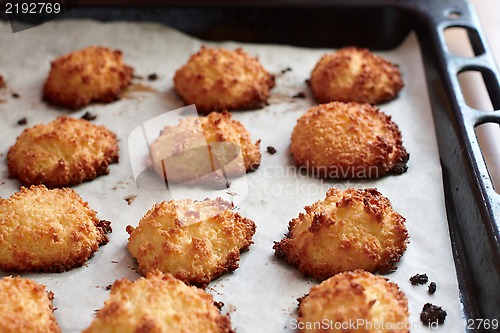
1,269,413,333
7,100,408,190
0,183,410,332
0,184,407,284
1,45,403,112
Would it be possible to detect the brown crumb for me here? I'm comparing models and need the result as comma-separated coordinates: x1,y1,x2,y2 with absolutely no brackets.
410,273,428,285
213,301,224,311
428,282,437,294
12,92,20,98
292,92,306,99
105,284,112,290
97,220,113,235
17,117,27,126
267,146,277,155
281,67,292,74
420,303,446,325
132,74,143,80
124,194,137,205
207,287,223,297
297,294,308,305
111,261,118,264
147,73,158,81
81,112,97,121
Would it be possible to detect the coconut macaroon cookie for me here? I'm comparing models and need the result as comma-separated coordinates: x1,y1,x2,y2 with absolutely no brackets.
0,276,61,333
127,198,256,288
310,47,404,104
291,102,409,179
84,270,234,333
43,46,133,109
298,270,409,333
8,116,119,188
274,188,408,280
174,46,275,113
0,185,111,272
150,111,260,185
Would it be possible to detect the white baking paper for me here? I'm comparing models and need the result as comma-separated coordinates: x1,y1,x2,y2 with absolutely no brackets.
0,19,464,332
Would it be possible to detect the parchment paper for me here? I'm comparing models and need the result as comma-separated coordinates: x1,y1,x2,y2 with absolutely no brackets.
0,20,464,332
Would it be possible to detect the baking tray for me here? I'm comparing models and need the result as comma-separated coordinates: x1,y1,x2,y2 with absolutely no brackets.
2,0,499,331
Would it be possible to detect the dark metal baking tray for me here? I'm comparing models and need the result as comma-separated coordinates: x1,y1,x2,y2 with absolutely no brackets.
2,0,499,331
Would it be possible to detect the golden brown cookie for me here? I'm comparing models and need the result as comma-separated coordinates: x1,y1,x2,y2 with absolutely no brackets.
298,270,409,333
0,276,61,333
290,102,409,179
127,198,256,288
43,46,133,109
83,270,234,333
8,116,119,188
174,46,275,113
0,185,111,272
150,111,260,185
310,47,404,104
274,188,408,280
